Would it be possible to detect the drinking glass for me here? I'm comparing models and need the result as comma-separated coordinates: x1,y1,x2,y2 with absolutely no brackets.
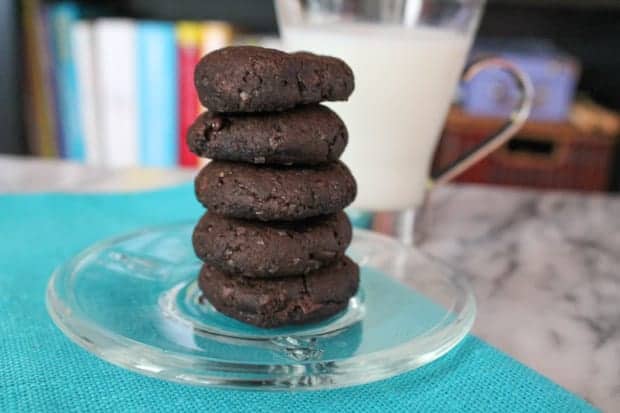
275,0,533,244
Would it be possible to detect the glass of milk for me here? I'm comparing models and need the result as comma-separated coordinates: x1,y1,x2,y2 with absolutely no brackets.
275,0,533,244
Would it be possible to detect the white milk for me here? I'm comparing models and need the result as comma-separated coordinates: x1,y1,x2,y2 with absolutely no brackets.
281,24,473,210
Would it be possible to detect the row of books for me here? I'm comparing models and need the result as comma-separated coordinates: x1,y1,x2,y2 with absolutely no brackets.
23,1,238,168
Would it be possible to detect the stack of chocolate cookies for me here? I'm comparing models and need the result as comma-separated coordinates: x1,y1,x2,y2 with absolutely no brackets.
187,46,359,328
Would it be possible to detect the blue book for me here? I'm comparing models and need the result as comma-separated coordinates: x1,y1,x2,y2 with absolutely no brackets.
48,2,85,161
137,22,178,167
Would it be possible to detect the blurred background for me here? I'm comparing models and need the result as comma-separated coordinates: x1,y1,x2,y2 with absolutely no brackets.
1,0,620,192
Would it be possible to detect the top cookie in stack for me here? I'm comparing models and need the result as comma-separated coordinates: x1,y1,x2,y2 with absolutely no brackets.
188,46,359,328
192,46,354,113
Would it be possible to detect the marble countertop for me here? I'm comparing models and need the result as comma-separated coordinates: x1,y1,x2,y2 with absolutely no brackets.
2,155,618,411
422,185,619,412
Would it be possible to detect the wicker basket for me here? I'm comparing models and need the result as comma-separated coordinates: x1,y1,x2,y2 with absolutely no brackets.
432,108,618,191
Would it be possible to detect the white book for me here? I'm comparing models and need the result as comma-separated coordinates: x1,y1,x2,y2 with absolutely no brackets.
92,19,138,167
72,21,100,165
200,21,234,55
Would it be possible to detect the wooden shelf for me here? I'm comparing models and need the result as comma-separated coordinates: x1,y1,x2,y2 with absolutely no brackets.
491,0,620,10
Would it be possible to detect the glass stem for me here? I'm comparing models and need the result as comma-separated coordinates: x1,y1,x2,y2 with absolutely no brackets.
371,208,419,246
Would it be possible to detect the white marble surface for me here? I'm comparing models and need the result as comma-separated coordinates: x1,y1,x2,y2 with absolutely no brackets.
2,155,618,411
421,186,619,412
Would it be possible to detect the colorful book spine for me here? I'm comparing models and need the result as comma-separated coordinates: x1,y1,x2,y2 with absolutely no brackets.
24,11,236,165
22,0,59,157
72,21,100,165
175,22,202,168
136,22,178,167
42,5,66,158
48,2,85,161
93,19,139,167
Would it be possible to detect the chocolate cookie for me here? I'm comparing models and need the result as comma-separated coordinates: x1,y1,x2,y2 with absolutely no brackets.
195,161,357,221
194,46,354,112
198,256,359,328
187,105,347,165
193,211,352,278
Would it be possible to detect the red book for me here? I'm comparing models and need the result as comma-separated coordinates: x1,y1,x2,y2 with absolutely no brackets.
195,22,234,167
176,23,201,167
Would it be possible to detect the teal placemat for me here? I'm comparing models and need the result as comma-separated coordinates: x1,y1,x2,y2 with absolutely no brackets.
0,184,597,412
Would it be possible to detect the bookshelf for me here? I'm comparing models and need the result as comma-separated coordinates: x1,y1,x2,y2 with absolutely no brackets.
121,0,277,31
2,0,620,165
0,0,24,155
0,0,277,158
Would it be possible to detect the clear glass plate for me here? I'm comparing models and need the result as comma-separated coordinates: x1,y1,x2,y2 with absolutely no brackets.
46,224,475,390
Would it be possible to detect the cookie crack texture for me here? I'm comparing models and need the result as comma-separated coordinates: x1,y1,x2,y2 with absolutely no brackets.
301,274,310,295
295,72,306,95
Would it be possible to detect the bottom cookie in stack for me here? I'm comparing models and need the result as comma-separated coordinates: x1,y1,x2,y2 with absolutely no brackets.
198,256,359,328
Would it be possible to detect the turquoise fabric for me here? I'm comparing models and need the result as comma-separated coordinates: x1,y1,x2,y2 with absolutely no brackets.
0,185,597,412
